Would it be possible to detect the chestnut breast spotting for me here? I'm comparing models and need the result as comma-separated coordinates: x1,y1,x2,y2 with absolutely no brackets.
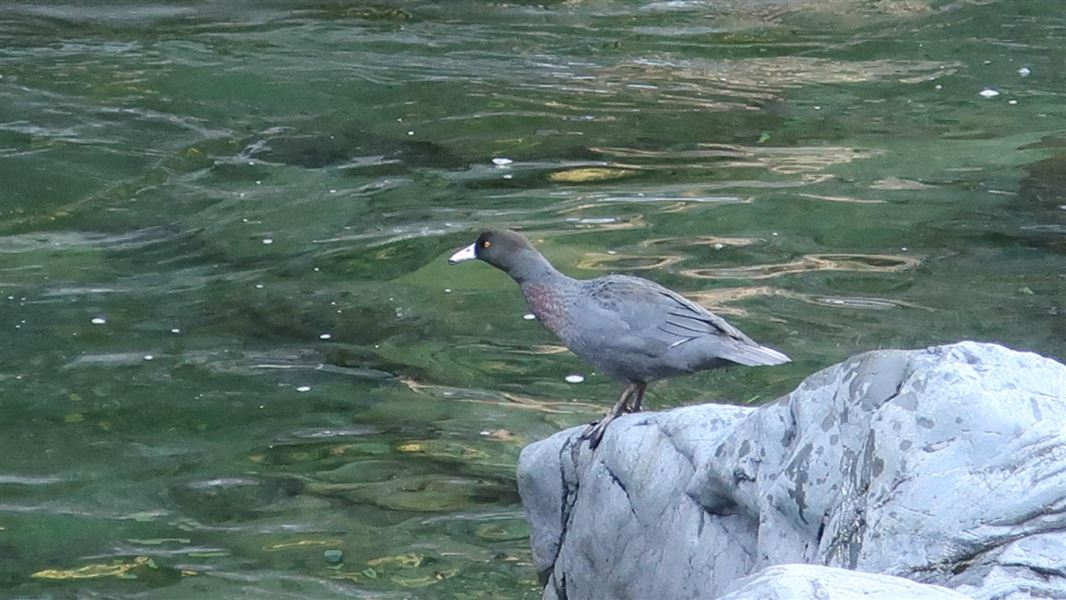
521,282,571,339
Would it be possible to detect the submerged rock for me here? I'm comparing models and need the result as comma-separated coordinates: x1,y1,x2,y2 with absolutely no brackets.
517,342,1066,600
243,121,465,170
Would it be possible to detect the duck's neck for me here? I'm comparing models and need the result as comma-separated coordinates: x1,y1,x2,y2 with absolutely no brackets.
508,249,567,285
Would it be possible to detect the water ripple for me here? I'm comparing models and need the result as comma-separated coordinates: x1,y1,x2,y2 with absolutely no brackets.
0,474,69,485
685,286,926,317
594,143,882,175
681,253,920,279
576,252,684,271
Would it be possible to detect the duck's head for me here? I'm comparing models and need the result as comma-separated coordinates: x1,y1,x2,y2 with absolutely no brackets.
448,230,543,276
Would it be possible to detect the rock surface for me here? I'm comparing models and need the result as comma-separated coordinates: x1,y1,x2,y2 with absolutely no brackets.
517,342,1066,600
717,564,971,600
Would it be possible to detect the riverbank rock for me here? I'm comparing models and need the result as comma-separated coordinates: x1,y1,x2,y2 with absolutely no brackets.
517,342,1066,600
717,564,971,600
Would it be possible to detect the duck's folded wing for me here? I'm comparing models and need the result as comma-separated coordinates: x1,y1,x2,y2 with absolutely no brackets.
591,275,790,366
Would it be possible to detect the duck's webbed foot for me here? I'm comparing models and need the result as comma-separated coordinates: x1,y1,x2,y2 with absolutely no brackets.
582,383,638,449
582,414,617,449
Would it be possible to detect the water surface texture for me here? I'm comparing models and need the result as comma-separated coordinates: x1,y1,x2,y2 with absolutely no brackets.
1,1,1063,597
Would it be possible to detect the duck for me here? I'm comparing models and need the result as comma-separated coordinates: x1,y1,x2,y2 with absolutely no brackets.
448,230,790,448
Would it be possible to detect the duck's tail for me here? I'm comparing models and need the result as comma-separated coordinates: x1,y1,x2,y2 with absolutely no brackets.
725,343,791,367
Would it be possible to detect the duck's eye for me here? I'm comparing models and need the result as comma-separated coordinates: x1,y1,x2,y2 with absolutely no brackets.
481,240,492,249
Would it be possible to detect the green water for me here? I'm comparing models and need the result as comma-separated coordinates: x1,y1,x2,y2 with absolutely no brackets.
1,1,1063,597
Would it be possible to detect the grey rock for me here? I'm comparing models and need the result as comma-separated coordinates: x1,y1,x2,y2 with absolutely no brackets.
717,564,972,600
517,342,1066,600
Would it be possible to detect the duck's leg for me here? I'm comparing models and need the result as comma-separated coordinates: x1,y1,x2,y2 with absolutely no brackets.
583,383,636,449
626,383,647,413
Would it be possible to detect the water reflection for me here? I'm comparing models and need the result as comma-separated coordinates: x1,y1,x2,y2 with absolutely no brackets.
808,296,925,311
682,253,920,279
797,193,886,205
871,177,935,191
685,286,785,317
576,252,683,271
594,143,880,175
399,378,600,415
562,212,647,231
687,286,926,320
641,235,763,249
528,55,957,114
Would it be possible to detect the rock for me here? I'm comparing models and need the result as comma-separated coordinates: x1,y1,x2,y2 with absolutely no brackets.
517,342,1066,600
717,564,971,600
323,549,344,564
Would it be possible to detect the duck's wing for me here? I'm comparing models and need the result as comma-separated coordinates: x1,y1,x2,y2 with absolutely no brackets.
587,275,790,366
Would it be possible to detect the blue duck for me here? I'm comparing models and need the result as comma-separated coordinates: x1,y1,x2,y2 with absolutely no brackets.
448,230,790,448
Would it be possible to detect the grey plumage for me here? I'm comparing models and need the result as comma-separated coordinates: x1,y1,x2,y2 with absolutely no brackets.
557,274,789,384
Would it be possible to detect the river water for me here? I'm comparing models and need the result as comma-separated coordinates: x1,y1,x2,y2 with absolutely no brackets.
1,1,1063,597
